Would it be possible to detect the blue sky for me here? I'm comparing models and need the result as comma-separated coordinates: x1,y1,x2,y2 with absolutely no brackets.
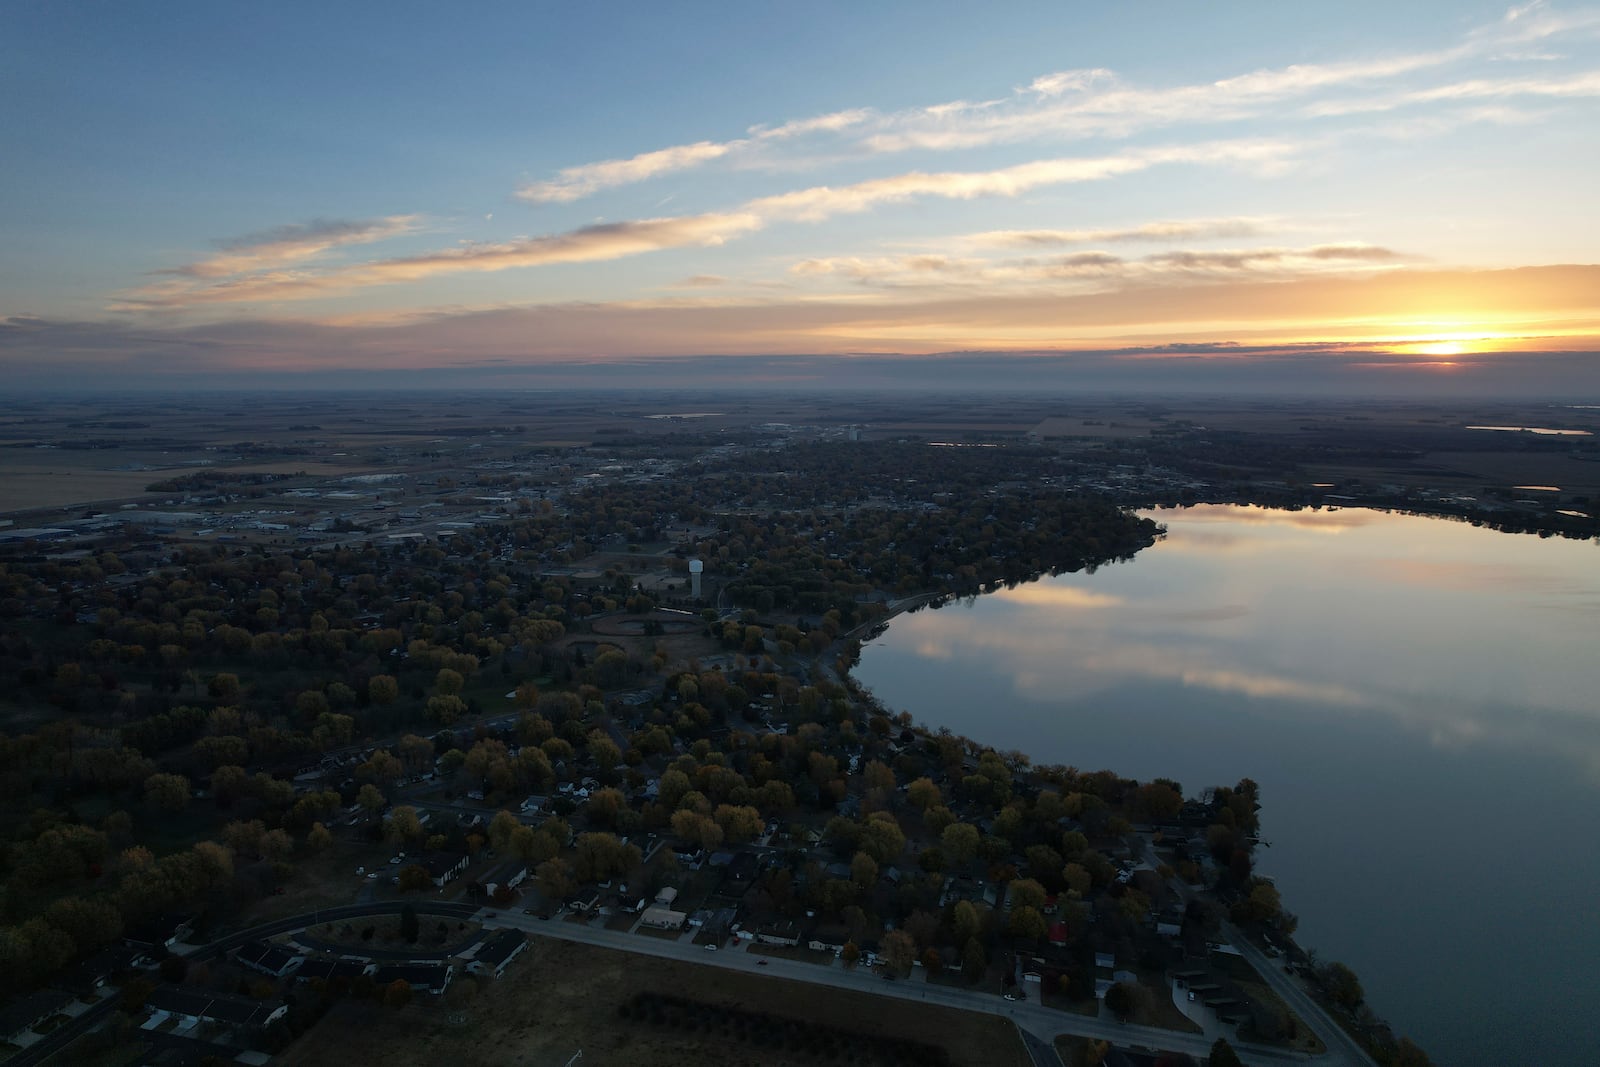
3,1,1599,390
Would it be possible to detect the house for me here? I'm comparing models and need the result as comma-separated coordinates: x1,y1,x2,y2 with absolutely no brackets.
145,987,287,1030
654,886,679,907
126,912,195,957
371,963,453,995
294,957,375,983
481,860,529,895
756,921,800,947
0,989,74,1043
807,921,851,955
421,851,469,887
639,905,687,930
569,889,601,913
234,939,304,978
468,930,528,978
61,945,136,997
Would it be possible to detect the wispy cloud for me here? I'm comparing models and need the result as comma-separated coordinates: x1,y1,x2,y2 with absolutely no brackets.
517,142,739,204
511,3,1599,206
118,213,761,307
515,108,872,203
126,142,1295,308
171,216,421,278
1306,69,1600,116
790,243,1406,291
746,140,1296,222
962,218,1274,248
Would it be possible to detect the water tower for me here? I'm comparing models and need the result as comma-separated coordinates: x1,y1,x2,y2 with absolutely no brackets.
688,558,704,600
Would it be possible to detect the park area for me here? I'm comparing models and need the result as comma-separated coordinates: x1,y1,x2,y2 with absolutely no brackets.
279,936,1032,1067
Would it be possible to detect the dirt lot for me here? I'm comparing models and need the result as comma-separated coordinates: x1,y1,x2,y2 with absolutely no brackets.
279,937,1031,1067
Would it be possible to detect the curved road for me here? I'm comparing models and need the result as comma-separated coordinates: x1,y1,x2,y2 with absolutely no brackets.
484,909,1324,1067
21,892,1368,1067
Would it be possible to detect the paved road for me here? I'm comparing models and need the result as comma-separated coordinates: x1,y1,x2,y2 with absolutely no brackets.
1226,923,1377,1067
1134,835,1377,1067
483,908,1316,1066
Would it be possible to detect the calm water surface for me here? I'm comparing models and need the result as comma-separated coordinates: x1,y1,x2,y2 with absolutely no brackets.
855,505,1600,1067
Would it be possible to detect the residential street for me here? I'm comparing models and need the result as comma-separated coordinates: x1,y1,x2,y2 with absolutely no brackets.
483,907,1327,1067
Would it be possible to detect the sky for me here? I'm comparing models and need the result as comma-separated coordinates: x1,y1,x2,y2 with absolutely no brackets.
3,0,1599,394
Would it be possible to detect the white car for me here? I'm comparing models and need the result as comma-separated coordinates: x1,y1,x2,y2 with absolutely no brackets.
356,866,365,876
367,872,379,880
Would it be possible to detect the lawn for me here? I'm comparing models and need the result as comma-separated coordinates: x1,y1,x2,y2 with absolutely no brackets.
278,936,1031,1067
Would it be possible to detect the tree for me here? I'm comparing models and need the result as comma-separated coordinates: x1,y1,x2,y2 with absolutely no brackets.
306,822,333,851
906,777,941,810
1209,1038,1244,1067
383,978,412,1007
397,733,434,773
850,851,878,889
434,668,464,696
1105,981,1142,1021
1009,878,1047,912
143,772,190,812
881,929,917,975
841,941,860,968
953,899,982,945
207,673,241,703
368,674,399,705
1010,903,1047,941
397,865,431,892
400,904,419,944
488,810,520,852
259,828,293,861
962,937,987,983
427,694,466,724
587,734,621,773
1321,961,1364,1011
941,822,979,865
357,784,386,814
713,804,762,844
535,858,576,900
1062,862,1092,898
386,806,423,843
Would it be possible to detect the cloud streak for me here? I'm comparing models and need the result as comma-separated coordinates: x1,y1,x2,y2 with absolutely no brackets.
119,213,762,308
123,142,1296,308
171,216,421,278
516,108,872,203
512,4,1599,203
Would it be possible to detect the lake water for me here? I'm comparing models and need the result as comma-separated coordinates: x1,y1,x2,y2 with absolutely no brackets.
854,505,1600,1067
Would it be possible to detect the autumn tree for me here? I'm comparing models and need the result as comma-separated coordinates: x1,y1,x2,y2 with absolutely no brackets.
143,773,190,812
712,804,762,844
357,783,386,814
881,929,917,975
306,822,333,851
397,865,431,892
850,851,878,889
906,777,941,810
941,822,979,865
368,674,399,705
1009,905,1047,941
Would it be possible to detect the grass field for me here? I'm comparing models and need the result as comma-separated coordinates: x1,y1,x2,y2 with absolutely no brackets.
279,937,1032,1067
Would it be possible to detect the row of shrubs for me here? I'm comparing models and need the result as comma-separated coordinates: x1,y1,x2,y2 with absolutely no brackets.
619,991,951,1066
